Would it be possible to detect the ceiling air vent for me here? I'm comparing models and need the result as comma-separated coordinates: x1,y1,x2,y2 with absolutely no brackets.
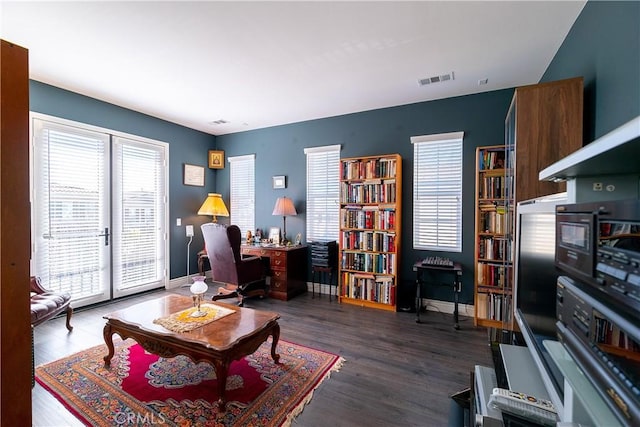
418,71,455,86
209,119,229,125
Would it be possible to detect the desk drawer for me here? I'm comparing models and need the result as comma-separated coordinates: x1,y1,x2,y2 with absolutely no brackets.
271,270,289,281
271,277,287,291
242,247,270,258
270,256,287,270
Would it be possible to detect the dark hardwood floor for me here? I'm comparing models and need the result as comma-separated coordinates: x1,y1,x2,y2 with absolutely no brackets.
32,287,493,426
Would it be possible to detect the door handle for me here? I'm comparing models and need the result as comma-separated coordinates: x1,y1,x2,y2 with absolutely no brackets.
97,227,110,246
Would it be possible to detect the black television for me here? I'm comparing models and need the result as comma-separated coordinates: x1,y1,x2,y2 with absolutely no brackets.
513,193,567,415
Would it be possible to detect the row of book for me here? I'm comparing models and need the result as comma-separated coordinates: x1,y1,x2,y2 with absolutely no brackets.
478,204,509,234
593,316,640,352
340,180,397,204
341,158,398,180
476,292,512,322
476,262,512,287
341,251,396,274
478,149,506,170
479,175,512,199
341,230,396,252
477,236,512,261
340,207,396,230
340,272,395,305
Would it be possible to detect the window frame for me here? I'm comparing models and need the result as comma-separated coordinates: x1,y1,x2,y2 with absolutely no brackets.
411,131,464,252
228,154,256,235
304,144,341,243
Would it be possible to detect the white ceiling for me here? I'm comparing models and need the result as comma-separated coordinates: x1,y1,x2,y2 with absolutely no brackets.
1,1,586,136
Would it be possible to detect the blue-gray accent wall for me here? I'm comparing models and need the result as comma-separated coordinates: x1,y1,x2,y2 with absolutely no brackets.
541,0,640,142
216,89,515,306
27,0,638,307
29,81,216,279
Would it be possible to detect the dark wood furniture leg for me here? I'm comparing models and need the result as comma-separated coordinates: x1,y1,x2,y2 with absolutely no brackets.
103,323,115,367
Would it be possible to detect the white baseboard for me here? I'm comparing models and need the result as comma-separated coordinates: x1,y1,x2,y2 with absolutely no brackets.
305,282,474,317
168,272,212,290
420,298,474,318
167,276,187,289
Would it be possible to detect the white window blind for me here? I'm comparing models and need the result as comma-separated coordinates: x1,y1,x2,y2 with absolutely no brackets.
305,144,340,242
32,120,110,297
229,154,255,235
112,136,167,295
32,114,169,306
412,132,464,252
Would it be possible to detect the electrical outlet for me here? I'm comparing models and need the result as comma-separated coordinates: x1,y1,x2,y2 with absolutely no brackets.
593,182,603,191
186,225,194,237
176,218,182,226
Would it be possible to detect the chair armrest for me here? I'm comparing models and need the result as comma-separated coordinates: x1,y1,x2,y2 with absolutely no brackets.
30,276,48,295
237,256,266,284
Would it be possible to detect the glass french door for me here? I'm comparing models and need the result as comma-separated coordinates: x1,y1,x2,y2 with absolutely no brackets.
31,115,167,307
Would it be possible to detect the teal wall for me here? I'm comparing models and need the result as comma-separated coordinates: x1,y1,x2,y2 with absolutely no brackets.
29,81,216,279
28,0,638,306
541,0,640,142
216,89,514,306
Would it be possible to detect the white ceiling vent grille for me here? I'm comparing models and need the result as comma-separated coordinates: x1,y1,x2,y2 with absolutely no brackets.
209,119,229,125
418,72,455,86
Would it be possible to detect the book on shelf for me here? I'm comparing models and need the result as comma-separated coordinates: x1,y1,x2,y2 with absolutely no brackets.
479,150,506,170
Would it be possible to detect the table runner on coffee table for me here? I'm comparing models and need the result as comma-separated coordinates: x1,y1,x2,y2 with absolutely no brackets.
153,303,235,333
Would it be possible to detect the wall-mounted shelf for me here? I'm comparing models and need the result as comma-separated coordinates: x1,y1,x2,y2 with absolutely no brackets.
539,116,640,181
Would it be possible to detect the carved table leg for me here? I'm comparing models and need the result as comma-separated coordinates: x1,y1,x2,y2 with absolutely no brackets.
103,323,115,367
271,323,281,364
213,359,230,412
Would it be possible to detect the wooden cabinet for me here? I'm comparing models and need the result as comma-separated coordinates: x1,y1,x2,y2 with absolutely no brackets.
0,39,32,425
474,145,513,329
241,245,307,301
506,77,583,203
474,77,583,329
338,154,401,312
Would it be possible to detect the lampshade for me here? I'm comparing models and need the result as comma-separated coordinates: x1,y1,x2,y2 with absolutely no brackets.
272,197,297,216
198,193,229,222
190,275,208,295
272,197,297,244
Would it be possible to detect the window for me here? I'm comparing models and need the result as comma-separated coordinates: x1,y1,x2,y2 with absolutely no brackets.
31,114,168,306
112,136,167,295
228,154,255,235
305,144,341,242
412,132,464,252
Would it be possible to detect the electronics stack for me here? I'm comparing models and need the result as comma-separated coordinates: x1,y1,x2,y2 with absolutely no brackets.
310,240,337,268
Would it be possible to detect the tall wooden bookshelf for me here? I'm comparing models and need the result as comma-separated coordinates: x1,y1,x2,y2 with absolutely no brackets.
474,145,513,329
474,77,583,330
338,154,401,312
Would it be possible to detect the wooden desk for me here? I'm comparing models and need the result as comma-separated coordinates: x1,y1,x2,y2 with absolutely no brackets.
102,295,280,411
241,244,308,301
412,261,462,329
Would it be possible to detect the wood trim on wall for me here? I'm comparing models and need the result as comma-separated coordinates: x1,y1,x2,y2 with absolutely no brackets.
0,39,32,425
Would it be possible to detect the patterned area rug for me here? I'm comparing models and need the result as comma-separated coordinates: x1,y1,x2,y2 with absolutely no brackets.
36,338,344,426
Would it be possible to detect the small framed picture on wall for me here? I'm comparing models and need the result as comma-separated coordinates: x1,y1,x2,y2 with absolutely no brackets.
183,163,205,186
208,150,224,169
272,175,286,189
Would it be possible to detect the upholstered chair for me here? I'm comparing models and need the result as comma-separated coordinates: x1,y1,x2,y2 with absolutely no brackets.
201,223,268,306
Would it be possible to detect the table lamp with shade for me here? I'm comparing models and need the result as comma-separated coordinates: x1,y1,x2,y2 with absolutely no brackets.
189,275,208,317
198,193,229,223
272,196,297,244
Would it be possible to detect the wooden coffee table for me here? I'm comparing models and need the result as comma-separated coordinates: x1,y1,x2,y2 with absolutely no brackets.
102,294,280,410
